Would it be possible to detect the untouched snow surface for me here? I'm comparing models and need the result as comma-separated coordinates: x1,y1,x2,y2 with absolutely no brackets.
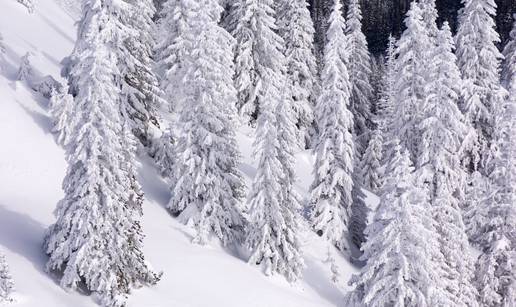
0,1,377,306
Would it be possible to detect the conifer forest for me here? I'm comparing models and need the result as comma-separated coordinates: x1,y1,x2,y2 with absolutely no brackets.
0,0,515,306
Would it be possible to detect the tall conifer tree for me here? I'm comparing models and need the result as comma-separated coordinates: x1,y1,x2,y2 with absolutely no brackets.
276,0,318,147
167,0,246,245
345,0,373,155
309,0,354,252
346,143,449,307
417,22,479,306
243,0,304,282
44,1,159,306
455,0,505,172
473,16,516,306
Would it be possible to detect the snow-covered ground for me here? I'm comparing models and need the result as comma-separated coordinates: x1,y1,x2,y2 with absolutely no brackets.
0,1,376,306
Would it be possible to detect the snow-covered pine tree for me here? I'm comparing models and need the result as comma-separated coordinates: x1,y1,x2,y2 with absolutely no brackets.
152,0,189,180
275,72,304,250
476,242,516,307
464,171,490,242
309,0,354,252
119,0,163,147
368,55,384,116
417,21,467,191
358,126,383,193
345,142,448,307
44,1,159,306
231,0,260,123
242,0,304,283
17,52,32,82
474,24,516,305
416,22,479,306
49,84,74,146
419,0,439,41
232,0,298,124
455,0,505,172
276,0,318,148
475,116,516,307
152,128,176,179
377,35,397,164
167,0,246,246
0,251,14,303
326,248,340,284
246,70,305,282
155,0,190,114
345,0,373,155
346,0,378,247
502,14,516,88
349,184,368,251
391,2,431,160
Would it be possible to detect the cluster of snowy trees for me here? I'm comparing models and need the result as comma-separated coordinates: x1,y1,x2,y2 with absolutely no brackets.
1,0,508,305
345,0,516,305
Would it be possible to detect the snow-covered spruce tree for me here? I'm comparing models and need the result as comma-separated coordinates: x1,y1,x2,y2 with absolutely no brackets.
17,52,32,82
152,128,176,179
152,0,188,180
66,0,162,146
464,171,490,242
246,74,305,282
345,0,373,155
502,14,516,88
119,0,163,147
377,35,397,164
167,0,246,246
455,0,504,172
276,0,318,148
349,184,368,251
155,0,192,114
309,0,354,252
345,143,448,307
417,22,479,306
419,0,439,41
476,242,516,307
358,126,383,193
0,252,14,303
326,248,340,284
391,2,431,160
233,0,295,124
243,0,304,283
474,32,516,306
347,0,378,247
49,85,74,146
44,1,159,306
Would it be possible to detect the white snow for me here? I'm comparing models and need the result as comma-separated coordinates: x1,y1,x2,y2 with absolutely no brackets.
0,1,377,306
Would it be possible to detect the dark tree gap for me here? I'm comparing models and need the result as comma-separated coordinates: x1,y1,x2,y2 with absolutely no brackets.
153,0,514,55
310,0,515,54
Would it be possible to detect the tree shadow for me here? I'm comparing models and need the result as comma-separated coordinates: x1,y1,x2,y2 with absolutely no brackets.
1,44,26,81
0,205,100,302
0,204,51,278
38,13,75,44
136,155,171,211
303,257,345,306
15,98,54,135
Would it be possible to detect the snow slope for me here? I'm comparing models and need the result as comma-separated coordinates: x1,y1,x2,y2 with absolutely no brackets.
0,1,376,306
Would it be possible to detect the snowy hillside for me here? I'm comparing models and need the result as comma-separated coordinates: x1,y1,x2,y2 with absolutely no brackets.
0,1,374,306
